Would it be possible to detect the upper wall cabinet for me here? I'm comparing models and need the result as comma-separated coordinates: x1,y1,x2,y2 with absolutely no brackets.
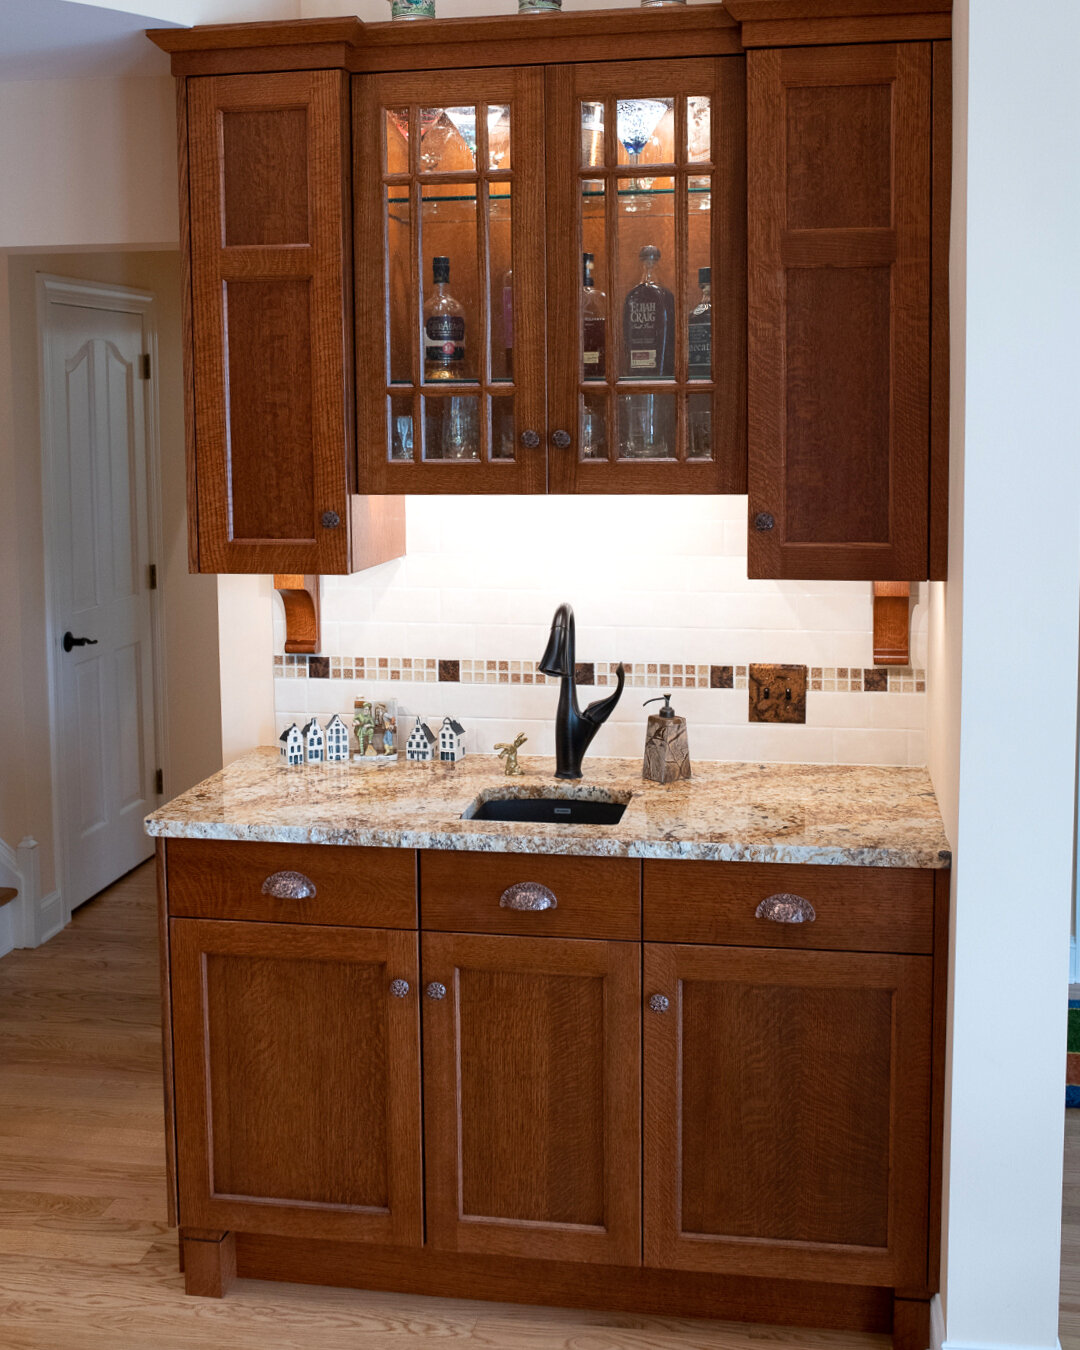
746,43,935,581
355,57,746,494
151,1,949,579
183,70,404,574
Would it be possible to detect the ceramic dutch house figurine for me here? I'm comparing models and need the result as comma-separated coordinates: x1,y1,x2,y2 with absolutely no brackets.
301,719,325,764
438,718,466,762
279,723,303,765
405,717,436,762
324,714,350,762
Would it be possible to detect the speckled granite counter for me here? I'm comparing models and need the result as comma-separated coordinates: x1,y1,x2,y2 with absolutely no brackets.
145,749,951,869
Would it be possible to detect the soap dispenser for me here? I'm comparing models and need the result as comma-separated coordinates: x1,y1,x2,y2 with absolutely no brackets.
642,694,691,784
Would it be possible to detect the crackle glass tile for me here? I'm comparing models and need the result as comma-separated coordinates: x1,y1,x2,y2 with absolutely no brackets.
736,666,747,678
735,677,747,689
823,679,836,691
810,679,822,691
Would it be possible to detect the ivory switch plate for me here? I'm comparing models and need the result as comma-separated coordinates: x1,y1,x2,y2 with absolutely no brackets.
748,663,807,724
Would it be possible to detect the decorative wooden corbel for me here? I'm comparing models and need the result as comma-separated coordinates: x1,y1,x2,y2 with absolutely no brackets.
273,575,321,655
872,582,911,666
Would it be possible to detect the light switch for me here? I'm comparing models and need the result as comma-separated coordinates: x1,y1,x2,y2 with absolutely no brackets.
748,663,807,724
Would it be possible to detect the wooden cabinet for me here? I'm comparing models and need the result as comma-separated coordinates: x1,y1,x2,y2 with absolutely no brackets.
155,3,950,578
182,70,405,574
421,931,640,1264
643,942,932,1286
157,824,947,1341
356,54,746,493
746,42,941,580
169,917,423,1244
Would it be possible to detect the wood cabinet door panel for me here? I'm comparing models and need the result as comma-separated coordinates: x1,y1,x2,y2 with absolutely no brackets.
171,919,422,1244
545,58,746,493
644,943,931,1286
423,932,640,1265
355,67,547,492
747,43,931,579
187,71,353,572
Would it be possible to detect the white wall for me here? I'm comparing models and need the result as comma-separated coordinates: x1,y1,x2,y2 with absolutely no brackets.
931,4,1080,1348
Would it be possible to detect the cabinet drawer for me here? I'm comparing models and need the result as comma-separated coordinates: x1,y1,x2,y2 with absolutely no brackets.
165,839,416,928
644,861,934,954
420,851,640,941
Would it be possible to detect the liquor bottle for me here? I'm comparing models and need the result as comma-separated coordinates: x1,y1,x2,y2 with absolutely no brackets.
622,244,674,378
688,266,711,378
582,252,607,380
423,255,466,381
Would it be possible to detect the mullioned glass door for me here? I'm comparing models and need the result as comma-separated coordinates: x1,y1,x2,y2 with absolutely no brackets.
355,68,547,492
546,59,746,493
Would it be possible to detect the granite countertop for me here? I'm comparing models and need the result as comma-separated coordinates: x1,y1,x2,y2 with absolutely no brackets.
145,748,951,869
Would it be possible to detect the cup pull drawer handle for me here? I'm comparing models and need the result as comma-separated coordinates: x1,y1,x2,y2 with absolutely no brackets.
755,892,816,924
261,870,317,900
500,882,558,911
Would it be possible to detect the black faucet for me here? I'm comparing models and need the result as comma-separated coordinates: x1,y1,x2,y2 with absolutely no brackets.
538,603,625,780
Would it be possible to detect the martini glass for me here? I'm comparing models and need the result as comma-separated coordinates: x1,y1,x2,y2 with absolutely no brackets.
616,98,668,212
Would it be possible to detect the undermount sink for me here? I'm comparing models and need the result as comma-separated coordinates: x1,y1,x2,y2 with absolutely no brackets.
462,788,631,826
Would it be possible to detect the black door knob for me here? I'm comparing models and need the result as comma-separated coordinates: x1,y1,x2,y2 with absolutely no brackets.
321,511,341,529
63,632,99,653
551,429,571,449
520,429,540,449
753,512,775,532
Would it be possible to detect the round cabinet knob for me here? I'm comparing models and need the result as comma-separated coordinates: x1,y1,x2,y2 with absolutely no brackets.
520,429,541,449
321,510,341,530
753,512,775,532
648,993,670,1014
425,982,447,1001
551,429,572,449
389,979,410,998
260,870,317,900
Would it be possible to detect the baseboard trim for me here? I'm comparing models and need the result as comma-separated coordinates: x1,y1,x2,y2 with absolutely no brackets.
942,1340,1061,1350
36,889,64,945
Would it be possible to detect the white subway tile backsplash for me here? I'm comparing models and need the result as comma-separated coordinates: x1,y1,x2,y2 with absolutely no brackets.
272,497,928,768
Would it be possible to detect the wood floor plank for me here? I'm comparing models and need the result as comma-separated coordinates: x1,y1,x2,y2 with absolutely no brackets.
0,860,1076,1349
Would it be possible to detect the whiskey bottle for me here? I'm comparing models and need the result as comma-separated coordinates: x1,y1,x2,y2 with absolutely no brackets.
423,255,466,381
622,244,674,378
582,252,607,380
688,266,711,379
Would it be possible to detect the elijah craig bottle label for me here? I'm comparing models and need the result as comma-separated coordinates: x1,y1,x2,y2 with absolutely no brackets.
628,296,659,370
425,315,465,372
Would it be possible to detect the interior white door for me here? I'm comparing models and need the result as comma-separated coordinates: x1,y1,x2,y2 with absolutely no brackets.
45,298,157,910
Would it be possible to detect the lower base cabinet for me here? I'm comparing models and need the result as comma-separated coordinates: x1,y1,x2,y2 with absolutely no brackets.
161,841,945,1349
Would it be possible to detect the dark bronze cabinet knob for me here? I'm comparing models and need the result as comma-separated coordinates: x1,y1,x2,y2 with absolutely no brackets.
648,994,670,1014
551,429,571,449
520,429,540,449
321,510,341,529
753,512,775,532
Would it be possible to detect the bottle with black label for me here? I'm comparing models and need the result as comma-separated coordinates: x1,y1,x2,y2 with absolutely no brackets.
582,252,607,380
688,266,711,378
423,255,466,381
622,244,674,378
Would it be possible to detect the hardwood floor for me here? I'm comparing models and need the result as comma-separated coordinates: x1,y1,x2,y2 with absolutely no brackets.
0,860,1068,1349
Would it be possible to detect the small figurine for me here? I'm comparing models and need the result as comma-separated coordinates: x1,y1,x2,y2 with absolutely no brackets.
495,732,527,776
406,716,437,762
301,719,325,764
324,713,350,763
382,714,398,757
279,723,303,766
439,717,466,762
353,699,377,757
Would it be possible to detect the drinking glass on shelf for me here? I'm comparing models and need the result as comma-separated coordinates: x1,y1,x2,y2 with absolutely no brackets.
616,98,668,212
442,395,478,459
391,414,414,461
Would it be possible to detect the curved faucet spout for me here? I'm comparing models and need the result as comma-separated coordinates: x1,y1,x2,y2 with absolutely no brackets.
539,604,624,780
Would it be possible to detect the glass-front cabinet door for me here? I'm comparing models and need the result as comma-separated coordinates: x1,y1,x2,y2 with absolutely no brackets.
545,59,745,493
356,69,547,492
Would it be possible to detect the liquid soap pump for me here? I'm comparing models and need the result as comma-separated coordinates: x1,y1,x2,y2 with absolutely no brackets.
642,693,691,784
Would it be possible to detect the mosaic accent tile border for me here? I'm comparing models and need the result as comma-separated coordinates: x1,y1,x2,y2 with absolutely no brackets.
275,654,926,693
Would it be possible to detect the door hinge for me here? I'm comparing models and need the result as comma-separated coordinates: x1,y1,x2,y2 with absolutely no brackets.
140,353,151,380
148,563,158,590
155,768,164,795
